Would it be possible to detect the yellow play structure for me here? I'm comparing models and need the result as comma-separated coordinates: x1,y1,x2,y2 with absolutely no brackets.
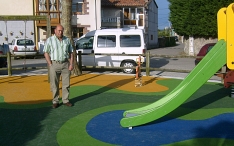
217,3,234,89
218,3,234,69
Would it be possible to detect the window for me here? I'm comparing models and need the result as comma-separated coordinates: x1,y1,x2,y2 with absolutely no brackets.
37,0,61,18
77,28,84,38
17,39,34,46
207,46,214,54
97,35,116,48
72,27,84,38
120,35,141,47
123,8,144,26
72,0,83,14
72,27,78,38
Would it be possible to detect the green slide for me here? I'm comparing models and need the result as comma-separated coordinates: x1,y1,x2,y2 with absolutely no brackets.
120,40,227,128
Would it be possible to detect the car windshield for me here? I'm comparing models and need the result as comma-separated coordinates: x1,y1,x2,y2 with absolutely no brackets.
17,39,34,46
206,46,214,53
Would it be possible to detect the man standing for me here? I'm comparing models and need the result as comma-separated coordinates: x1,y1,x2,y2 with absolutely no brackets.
43,24,74,108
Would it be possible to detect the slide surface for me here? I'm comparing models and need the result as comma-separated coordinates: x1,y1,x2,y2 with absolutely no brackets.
120,40,227,127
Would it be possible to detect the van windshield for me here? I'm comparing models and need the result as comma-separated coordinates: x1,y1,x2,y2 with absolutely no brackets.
75,36,93,49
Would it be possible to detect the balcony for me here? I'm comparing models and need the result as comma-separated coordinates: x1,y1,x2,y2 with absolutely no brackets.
101,17,121,28
101,16,145,29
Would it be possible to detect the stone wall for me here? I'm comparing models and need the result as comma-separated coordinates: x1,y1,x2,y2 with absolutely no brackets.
183,37,218,56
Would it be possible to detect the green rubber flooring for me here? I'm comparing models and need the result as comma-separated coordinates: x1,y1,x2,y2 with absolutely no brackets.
0,74,234,146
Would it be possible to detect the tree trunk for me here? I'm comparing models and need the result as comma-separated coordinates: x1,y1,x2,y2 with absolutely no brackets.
61,0,81,76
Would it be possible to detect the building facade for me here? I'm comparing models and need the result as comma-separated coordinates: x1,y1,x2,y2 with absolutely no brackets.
0,0,158,49
0,0,101,47
35,0,101,42
101,0,158,48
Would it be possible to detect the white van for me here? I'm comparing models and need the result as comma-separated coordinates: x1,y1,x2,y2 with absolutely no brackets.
75,28,146,74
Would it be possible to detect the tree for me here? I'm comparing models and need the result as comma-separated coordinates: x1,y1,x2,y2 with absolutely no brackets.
158,29,170,37
168,0,233,37
61,0,81,76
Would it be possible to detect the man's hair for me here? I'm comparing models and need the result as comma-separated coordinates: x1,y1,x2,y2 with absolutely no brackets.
55,24,64,30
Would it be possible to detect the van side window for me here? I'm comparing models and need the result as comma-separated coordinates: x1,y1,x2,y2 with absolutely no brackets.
97,35,116,48
120,35,141,47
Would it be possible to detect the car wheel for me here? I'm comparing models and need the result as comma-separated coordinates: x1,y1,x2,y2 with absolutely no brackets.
121,61,136,74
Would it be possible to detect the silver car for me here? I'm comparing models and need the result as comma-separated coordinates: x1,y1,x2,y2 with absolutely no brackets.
9,38,38,59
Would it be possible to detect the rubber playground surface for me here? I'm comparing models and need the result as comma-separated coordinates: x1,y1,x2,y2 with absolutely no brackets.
1,73,234,146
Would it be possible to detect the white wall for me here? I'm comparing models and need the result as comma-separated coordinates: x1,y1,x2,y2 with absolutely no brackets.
72,0,101,31
0,0,33,15
0,0,34,44
0,21,35,44
147,1,158,48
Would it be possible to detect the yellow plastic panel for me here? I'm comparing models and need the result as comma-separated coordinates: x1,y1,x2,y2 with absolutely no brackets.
227,3,234,69
217,8,226,41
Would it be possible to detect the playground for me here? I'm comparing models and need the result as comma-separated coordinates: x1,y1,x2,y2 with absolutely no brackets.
1,74,234,145
1,3,234,146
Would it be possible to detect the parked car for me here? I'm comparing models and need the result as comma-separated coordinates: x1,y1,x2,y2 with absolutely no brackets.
195,43,216,65
194,42,229,74
75,28,146,74
0,45,7,68
9,38,38,59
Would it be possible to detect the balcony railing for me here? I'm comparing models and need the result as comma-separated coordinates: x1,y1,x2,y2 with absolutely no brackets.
101,17,120,23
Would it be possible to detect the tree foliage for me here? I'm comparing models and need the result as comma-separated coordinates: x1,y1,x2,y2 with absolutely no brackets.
158,29,170,37
168,0,233,37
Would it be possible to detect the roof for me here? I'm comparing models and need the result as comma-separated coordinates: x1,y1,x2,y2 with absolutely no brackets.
101,0,147,7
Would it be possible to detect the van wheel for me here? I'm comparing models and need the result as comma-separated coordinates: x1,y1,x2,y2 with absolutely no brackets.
121,61,136,74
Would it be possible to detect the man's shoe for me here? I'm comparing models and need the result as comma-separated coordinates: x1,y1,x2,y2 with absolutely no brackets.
63,102,72,107
52,103,59,109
